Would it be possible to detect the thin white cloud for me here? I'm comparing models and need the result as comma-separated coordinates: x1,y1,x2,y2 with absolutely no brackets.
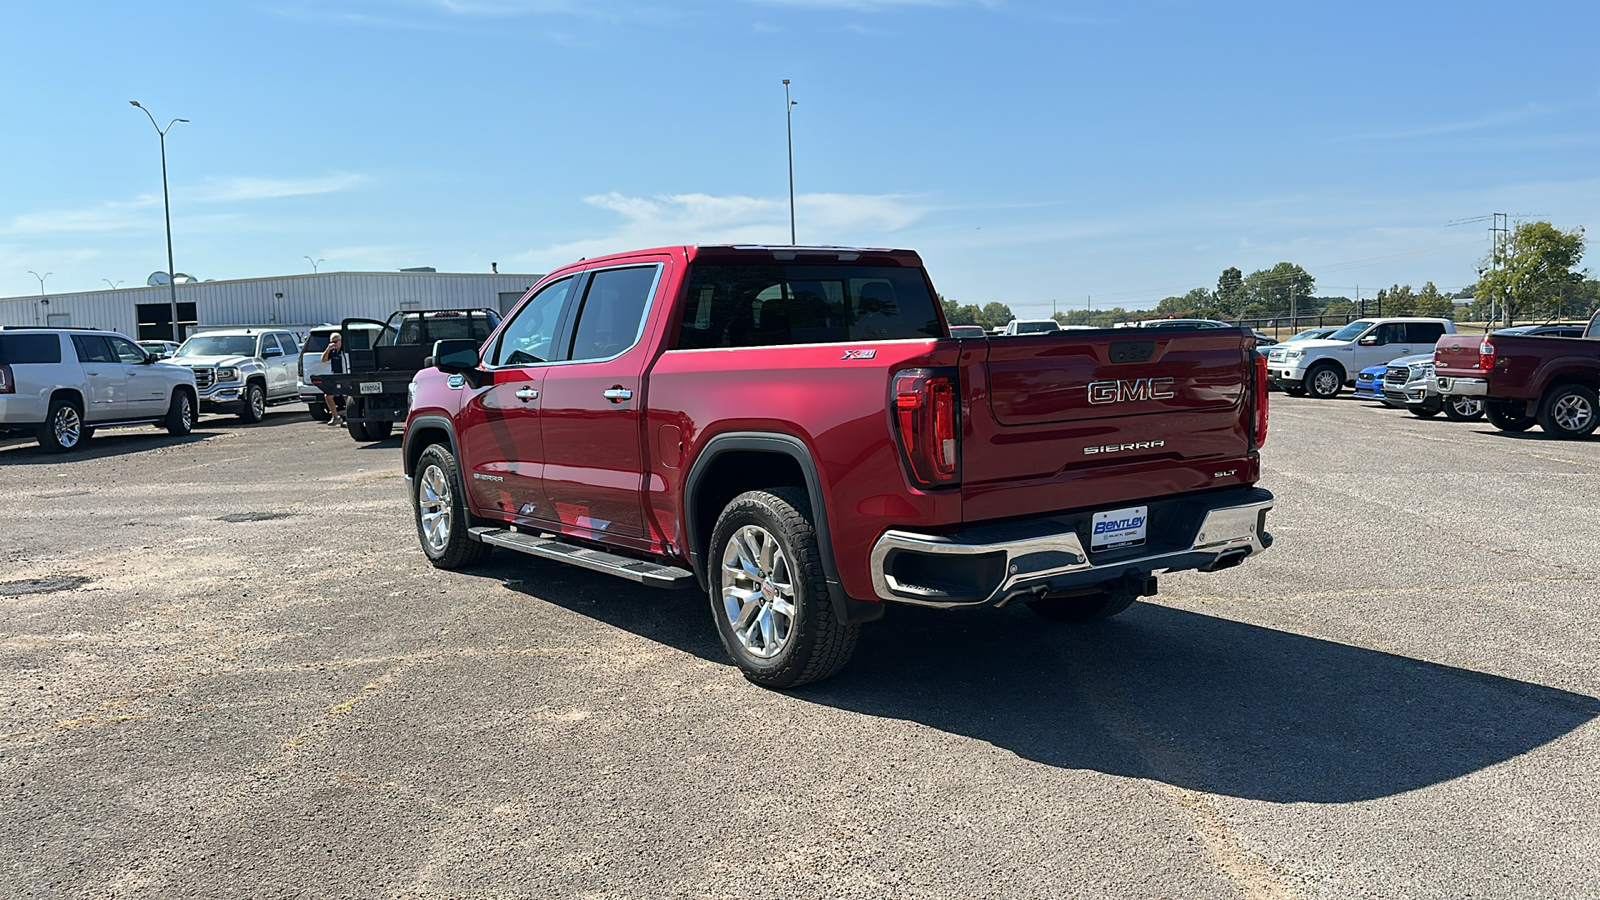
1,198,161,235
518,190,931,267
193,173,366,202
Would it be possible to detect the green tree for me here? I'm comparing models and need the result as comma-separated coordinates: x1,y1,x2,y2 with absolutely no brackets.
1155,287,1213,318
1215,267,1245,318
1241,263,1316,319
977,302,1015,330
940,295,983,326
1476,221,1587,325
1413,282,1455,319
1377,284,1417,317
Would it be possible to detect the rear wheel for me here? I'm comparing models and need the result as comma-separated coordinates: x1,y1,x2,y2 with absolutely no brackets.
36,397,85,453
366,420,394,440
308,403,331,422
1027,588,1137,623
709,487,859,688
1536,384,1599,439
1442,395,1484,422
165,390,194,435
1485,400,1536,432
238,383,265,423
1305,364,1343,399
346,419,374,441
413,443,493,568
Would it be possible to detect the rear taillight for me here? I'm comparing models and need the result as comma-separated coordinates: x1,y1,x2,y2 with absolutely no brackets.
1252,351,1269,449
1478,339,1495,371
0,363,13,394
892,368,960,487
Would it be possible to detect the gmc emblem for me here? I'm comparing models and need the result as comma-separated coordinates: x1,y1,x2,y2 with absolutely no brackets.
1087,377,1176,405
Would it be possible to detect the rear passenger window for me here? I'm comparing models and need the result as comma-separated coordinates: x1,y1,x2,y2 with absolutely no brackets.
71,335,117,364
566,266,659,361
677,264,942,350
1406,323,1446,343
0,334,62,364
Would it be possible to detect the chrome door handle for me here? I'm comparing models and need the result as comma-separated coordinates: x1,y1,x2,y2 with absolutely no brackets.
514,388,539,401
603,388,632,402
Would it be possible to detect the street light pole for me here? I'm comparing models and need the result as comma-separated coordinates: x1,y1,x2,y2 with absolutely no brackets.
130,101,189,341
27,271,51,325
304,256,324,274
783,79,796,245
103,279,124,290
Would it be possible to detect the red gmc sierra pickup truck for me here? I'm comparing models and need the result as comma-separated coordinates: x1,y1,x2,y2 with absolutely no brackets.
1433,308,1600,438
402,245,1275,687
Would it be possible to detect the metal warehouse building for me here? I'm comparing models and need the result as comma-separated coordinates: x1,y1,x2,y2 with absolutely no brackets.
0,270,544,341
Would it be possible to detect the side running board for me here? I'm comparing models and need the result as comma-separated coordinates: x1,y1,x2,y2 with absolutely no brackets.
469,527,695,590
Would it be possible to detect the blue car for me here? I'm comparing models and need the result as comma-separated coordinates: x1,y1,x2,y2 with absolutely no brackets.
1352,363,1389,402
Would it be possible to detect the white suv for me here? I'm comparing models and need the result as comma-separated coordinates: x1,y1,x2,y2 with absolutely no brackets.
1265,317,1455,399
0,327,198,452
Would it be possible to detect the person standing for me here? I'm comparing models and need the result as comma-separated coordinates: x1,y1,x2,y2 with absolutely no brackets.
320,332,345,425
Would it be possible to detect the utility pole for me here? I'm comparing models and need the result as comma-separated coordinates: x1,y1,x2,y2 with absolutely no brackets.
130,101,189,341
1492,213,1510,328
783,80,797,245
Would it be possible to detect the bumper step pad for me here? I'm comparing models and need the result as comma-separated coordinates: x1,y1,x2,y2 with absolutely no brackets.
468,527,694,589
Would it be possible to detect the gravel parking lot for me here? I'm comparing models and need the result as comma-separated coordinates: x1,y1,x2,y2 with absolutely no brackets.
3,397,1597,899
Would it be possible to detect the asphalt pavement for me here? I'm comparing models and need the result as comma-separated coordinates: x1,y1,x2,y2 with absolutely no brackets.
2,396,1597,899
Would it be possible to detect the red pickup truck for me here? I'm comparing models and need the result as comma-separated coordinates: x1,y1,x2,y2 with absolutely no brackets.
1433,309,1600,438
401,245,1275,687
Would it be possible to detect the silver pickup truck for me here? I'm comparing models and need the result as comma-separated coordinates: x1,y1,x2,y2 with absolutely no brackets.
166,328,303,422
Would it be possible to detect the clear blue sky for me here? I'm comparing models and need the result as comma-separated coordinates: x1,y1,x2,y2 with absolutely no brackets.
3,1,1597,317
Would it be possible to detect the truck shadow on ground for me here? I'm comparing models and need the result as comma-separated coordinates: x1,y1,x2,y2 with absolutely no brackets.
0,430,213,464
493,562,1600,805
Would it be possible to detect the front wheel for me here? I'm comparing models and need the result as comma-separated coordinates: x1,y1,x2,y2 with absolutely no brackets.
709,487,859,688
1536,384,1599,439
1408,403,1441,418
238,383,266,423
1305,364,1343,399
1485,400,1536,433
413,443,493,568
1442,395,1485,422
165,390,194,435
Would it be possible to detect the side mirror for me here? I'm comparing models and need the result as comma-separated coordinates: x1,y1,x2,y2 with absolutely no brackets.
1358,336,1379,346
433,339,483,387
263,346,284,358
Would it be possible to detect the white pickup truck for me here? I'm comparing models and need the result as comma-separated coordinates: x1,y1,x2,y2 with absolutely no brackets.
166,328,304,422
1265,317,1455,399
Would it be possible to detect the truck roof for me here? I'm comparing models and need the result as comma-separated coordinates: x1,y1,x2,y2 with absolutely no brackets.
567,245,926,269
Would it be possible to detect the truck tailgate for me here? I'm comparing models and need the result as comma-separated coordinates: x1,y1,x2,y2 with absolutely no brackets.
960,330,1258,522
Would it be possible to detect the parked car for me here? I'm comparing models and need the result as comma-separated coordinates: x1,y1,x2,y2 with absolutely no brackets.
1250,329,1278,348
948,325,989,339
1286,327,1340,343
137,340,180,360
0,326,197,452
1264,317,1456,399
1492,324,1587,338
1000,318,1061,335
1433,308,1600,438
1352,363,1391,403
296,325,341,421
402,244,1274,688
167,328,303,422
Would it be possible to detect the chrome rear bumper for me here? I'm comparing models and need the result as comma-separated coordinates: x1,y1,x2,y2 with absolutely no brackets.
868,489,1274,608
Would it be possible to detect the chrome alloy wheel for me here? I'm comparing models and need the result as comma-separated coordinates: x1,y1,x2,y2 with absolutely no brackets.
250,387,266,419
54,405,82,448
417,463,453,554
1552,394,1595,432
1450,396,1482,417
1312,369,1341,395
179,395,194,429
720,524,797,660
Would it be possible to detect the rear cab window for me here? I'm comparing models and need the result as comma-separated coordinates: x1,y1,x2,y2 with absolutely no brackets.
676,263,942,349
0,333,64,365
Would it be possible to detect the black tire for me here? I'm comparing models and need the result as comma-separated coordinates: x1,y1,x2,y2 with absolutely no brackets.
238,382,266,423
36,396,86,453
412,443,493,568
1535,384,1599,439
165,389,194,436
346,418,374,441
1408,404,1440,418
1485,399,1536,433
708,487,859,688
366,420,394,440
1442,395,1485,422
308,403,331,422
1282,385,1307,397
1027,588,1137,623
1304,363,1343,399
